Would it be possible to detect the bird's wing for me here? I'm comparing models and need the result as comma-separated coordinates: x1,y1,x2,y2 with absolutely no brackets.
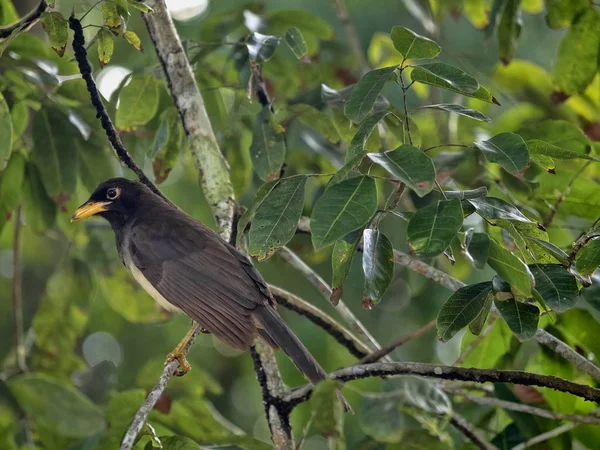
128,215,270,349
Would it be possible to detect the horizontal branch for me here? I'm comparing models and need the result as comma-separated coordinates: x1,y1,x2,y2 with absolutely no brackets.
0,0,46,39
393,250,464,291
510,422,577,450
285,362,600,406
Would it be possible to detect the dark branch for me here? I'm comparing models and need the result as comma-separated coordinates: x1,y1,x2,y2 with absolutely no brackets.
449,412,498,450
0,0,46,39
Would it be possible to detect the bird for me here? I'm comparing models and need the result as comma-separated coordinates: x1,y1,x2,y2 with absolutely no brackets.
72,178,350,411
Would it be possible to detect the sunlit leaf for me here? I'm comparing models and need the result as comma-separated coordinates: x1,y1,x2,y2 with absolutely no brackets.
576,238,600,276
311,176,377,250
460,320,512,368
526,237,570,265
495,299,539,341
39,11,68,57
410,63,479,94
529,264,578,313
247,32,281,63
487,239,534,295
124,31,143,51
344,66,396,122
407,199,463,257
116,74,159,131
284,27,307,58
475,132,529,173
362,229,394,306
527,139,599,162
101,3,121,29
250,106,286,181
248,176,307,261
97,28,114,68
437,282,493,341
0,91,12,167
367,144,435,197
390,26,440,60
415,103,490,123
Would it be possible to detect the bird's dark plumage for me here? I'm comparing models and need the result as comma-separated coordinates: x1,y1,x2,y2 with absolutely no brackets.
72,178,339,397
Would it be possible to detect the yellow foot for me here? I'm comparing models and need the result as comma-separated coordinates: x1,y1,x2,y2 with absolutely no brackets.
165,351,191,377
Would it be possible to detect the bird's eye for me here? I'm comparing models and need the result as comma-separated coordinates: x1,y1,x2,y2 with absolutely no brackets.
106,187,119,200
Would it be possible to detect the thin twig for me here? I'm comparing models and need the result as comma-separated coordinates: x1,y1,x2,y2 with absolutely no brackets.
398,70,413,145
450,390,600,426
423,143,472,153
510,423,577,450
356,319,436,365
449,412,498,450
331,0,369,74
0,0,46,39
285,362,600,405
12,205,27,373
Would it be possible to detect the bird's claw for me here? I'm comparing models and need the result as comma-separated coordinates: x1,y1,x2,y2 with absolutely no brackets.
165,351,191,377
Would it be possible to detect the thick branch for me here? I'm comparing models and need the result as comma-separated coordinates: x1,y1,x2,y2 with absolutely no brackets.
0,0,46,39
143,0,235,241
285,362,600,405
270,285,371,359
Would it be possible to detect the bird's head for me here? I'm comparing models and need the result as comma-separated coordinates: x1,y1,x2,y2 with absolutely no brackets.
71,178,149,226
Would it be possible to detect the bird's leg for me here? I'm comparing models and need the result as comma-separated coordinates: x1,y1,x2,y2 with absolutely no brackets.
165,321,201,376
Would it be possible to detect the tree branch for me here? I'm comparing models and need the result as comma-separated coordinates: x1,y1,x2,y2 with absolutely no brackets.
0,0,46,39
269,284,371,359
285,362,600,405
510,423,577,450
449,412,498,450
12,205,27,373
142,0,235,241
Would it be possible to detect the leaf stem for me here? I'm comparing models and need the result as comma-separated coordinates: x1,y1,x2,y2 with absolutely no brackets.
398,71,413,145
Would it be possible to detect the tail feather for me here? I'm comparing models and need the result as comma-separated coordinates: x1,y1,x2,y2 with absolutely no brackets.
253,306,352,413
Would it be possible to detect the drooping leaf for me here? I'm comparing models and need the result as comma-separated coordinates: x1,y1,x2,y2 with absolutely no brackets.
237,180,279,244
367,144,435,197
310,380,344,439
331,229,361,304
344,66,396,123
97,28,115,68
475,132,529,173
284,27,307,59
529,264,578,313
101,2,121,29
415,103,491,123
250,106,286,181
437,282,493,341
468,197,533,223
0,151,25,212
527,139,599,162
151,107,184,183
469,292,493,335
248,176,307,261
390,26,441,60
31,107,78,201
494,299,539,341
115,74,159,131
545,0,588,29
311,176,377,250
497,0,522,65
553,8,600,95
246,32,281,63
347,111,393,162
362,229,394,306
487,239,534,295
410,63,479,95
8,374,106,438
576,238,600,276
39,11,68,57
10,101,28,141
463,230,490,270
23,163,56,232
124,31,143,51
407,199,463,257
0,91,12,167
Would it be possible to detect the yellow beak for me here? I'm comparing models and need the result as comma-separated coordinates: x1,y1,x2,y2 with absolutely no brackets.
71,201,110,222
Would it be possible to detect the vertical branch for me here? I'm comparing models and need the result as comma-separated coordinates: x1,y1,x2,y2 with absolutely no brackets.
12,205,27,373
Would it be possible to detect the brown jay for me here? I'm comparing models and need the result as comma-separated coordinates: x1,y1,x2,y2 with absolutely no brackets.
72,178,349,409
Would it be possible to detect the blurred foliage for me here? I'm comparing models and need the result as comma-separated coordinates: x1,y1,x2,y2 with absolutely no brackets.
1,0,600,449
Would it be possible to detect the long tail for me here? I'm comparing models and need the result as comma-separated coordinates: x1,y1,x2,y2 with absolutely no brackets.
253,305,352,412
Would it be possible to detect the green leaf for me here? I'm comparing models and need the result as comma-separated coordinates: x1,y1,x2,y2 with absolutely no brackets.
362,229,394,306
358,391,417,444
526,237,570,265
266,9,333,54
346,111,393,162
553,8,600,95
0,92,12,167
469,292,493,335
39,11,68,57
460,319,513,368
415,103,491,123
284,27,307,58
32,107,78,201
444,187,488,200
545,0,588,29
311,176,377,250
250,106,286,181
529,264,578,313
286,104,339,143
101,2,122,29
97,28,114,68
475,132,529,173
497,0,522,65
463,229,490,270
344,66,396,123
128,0,153,13
248,176,307,261
487,239,534,295
367,144,435,197
23,163,56,232
0,151,25,212
10,101,28,141
576,238,600,276
494,299,539,341
124,30,143,51
437,282,493,341
468,196,533,223
247,32,281,63
530,154,555,173
310,380,344,439
410,62,479,94
78,137,115,193
8,374,105,438
517,119,590,155
159,436,202,449
331,229,361,303
527,139,599,162
116,74,159,131
151,107,184,183
237,180,279,244
390,26,441,60
407,199,463,257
